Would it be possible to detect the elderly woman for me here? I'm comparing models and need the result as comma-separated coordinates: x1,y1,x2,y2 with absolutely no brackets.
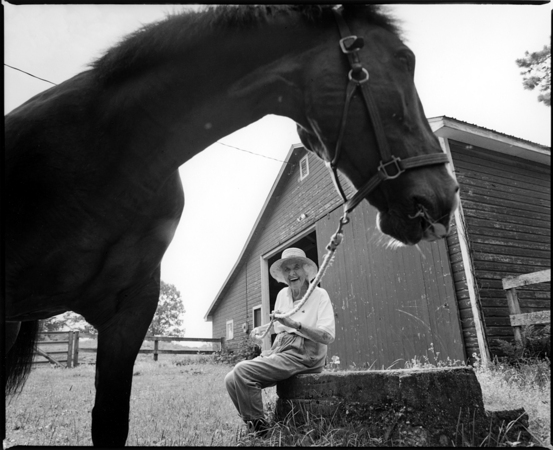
224,247,335,435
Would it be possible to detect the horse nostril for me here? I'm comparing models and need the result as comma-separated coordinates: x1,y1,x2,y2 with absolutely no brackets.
411,195,426,209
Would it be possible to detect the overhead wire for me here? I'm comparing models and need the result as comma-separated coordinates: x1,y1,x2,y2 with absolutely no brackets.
5,63,294,165
215,142,291,164
4,63,57,86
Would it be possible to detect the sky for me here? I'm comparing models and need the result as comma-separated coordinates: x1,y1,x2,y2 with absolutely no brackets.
4,3,551,338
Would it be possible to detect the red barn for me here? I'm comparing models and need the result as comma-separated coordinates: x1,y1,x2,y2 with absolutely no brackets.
204,116,550,368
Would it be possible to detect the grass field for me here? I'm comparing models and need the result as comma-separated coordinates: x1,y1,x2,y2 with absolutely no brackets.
4,355,551,447
5,360,245,446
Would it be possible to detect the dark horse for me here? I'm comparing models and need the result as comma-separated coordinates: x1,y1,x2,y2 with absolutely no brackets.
5,5,459,446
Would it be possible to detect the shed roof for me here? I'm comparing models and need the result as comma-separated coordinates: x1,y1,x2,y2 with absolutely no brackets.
204,116,551,320
429,116,550,165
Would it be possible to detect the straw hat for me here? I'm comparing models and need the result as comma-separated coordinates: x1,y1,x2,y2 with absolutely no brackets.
270,248,318,285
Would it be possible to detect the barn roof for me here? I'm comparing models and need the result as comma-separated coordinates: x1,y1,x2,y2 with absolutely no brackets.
204,143,306,321
204,116,550,320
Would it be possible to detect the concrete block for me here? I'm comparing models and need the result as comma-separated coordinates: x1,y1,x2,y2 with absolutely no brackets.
275,367,531,446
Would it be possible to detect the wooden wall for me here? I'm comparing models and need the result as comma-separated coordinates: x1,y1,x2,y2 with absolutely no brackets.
317,204,465,369
448,139,551,355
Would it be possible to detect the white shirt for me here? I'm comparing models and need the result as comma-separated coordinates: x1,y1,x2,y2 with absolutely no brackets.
273,286,335,339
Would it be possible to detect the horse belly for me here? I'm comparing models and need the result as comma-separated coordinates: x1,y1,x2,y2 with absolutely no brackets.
5,175,184,324
5,220,177,322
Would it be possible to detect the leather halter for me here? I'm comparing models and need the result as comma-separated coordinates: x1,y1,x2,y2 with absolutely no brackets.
328,7,450,215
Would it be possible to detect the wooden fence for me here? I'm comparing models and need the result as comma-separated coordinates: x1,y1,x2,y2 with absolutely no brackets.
143,336,225,361
502,268,551,347
34,332,225,367
79,335,225,362
34,331,80,368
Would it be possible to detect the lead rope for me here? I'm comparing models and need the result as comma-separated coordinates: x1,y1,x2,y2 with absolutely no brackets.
254,211,350,341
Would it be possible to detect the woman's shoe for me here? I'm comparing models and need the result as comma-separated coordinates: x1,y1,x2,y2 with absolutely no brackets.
245,418,269,437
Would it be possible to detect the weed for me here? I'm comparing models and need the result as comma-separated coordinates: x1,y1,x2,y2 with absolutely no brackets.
211,335,261,365
494,324,550,365
473,353,550,446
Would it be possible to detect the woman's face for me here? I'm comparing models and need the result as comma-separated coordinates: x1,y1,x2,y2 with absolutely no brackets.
282,260,308,288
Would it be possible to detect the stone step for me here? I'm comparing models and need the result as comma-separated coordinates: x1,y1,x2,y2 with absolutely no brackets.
275,367,531,446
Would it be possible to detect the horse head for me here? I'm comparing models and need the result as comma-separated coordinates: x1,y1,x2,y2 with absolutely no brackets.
295,5,459,245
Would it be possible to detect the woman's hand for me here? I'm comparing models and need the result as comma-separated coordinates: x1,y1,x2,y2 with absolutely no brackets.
250,323,271,341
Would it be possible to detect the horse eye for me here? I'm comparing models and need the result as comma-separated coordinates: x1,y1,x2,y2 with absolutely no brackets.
395,50,415,72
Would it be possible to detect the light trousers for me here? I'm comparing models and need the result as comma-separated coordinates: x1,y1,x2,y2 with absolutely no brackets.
224,332,327,421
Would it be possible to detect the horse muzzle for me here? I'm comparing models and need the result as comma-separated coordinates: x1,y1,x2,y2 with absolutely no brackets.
377,209,451,245
409,204,452,242
377,177,460,245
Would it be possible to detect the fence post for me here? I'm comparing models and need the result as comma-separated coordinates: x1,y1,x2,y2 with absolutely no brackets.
154,338,159,362
67,331,74,368
505,287,524,347
73,331,80,367
220,337,226,352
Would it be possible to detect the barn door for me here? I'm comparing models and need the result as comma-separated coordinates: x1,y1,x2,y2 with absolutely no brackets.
316,205,465,369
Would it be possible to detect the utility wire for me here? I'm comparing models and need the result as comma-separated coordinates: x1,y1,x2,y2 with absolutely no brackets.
5,63,293,165
216,141,291,164
5,63,57,86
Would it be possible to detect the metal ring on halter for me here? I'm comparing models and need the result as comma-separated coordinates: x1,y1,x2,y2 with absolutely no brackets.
348,67,369,84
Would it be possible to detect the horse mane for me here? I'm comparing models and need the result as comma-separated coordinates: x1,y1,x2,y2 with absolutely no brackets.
91,4,400,86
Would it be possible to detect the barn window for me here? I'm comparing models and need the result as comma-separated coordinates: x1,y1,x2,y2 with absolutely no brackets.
299,155,309,180
226,319,234,340
253,306,262,328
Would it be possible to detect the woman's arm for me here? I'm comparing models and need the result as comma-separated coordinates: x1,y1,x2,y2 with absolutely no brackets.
275,316,334,345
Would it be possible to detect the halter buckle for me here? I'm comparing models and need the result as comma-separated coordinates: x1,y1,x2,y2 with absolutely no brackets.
339,35,364,54
378,156,404,180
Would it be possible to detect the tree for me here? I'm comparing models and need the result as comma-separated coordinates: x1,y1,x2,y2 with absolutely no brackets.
516,40,551,107
38,280,185,337
62,312,98,334
40,311,97,334
39,315,66,333
147,281,186,336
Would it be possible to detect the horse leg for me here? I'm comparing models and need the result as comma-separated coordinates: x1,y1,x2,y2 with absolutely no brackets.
91,273,160,447
5,320,39,397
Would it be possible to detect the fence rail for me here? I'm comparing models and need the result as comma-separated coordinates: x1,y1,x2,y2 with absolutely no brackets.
34,332,223,367
502,268,551,346
34,331,79,368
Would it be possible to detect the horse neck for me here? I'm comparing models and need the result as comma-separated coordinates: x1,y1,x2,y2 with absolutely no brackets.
98,15,323,187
